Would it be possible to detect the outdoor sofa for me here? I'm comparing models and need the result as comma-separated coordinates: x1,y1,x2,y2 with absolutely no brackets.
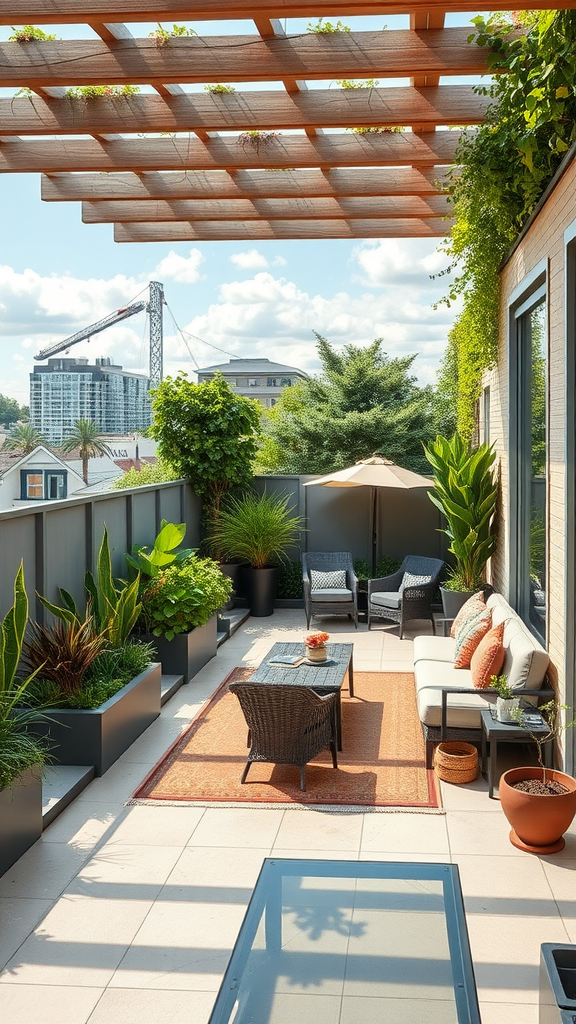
413,592,551,767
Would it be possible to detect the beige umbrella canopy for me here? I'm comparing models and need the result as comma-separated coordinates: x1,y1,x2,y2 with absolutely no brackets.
304,456,431,573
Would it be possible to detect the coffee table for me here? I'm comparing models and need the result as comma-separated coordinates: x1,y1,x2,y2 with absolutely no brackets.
208,858,481,1024
250,642,354,751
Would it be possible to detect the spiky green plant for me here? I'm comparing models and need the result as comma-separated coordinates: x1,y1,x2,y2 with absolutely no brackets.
207,491,305,569
23,619,108,695
424,433,498,591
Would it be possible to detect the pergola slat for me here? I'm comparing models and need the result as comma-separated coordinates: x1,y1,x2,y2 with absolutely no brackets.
0,86,488,136
2,131,464,173
42,166,453,200
83,194,451,221
0,30,494,88
1,0,571,24
114,216,454,241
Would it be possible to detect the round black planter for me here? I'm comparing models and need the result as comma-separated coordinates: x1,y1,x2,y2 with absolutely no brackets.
440,586,475,620
220,562,242,611
242,566,277,617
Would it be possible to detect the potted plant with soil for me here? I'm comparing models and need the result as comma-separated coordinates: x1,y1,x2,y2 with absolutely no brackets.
0,564,51,875
139,553,232,682
424,433,498,618
207,490,306,617
499,701,576,853
27,527,161,776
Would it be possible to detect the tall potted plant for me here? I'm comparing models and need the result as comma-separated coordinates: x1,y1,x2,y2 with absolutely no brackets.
0,564,51,875
424,433,499,617
207,491,306,617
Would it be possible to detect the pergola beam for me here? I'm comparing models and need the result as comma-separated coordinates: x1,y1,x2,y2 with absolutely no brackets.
82,194,451,221
114,217,454,241
0,86,488,136
41,166,453,200
1,131,465,173
1,0,571,24
0,30,495,88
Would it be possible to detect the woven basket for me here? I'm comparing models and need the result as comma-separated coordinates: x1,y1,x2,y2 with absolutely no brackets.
433,741,478,784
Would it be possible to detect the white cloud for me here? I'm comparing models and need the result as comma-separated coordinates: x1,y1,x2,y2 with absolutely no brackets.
272,255,287,267
229,249,269,270
152,248,204,284
351,239,452,290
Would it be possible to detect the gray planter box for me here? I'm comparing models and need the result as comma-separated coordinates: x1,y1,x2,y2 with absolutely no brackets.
144,615,217,683
34,662,161,777
540,944,576,1024
0,769,43,877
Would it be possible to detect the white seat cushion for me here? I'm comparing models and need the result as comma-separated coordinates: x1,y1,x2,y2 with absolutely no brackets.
310,588,352,603
370,591,401,610
413,635,455,663
414,661,494,728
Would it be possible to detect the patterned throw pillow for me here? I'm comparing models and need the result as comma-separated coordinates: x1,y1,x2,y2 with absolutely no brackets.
399,572,432,594
450,591,486,638
310,569,347,591
454,607,493,668
470,622,505,688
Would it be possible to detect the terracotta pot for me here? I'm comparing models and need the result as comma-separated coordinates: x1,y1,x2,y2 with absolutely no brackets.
499,766,576,853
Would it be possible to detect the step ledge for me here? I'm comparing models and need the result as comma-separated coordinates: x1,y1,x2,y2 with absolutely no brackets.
42,765,95,829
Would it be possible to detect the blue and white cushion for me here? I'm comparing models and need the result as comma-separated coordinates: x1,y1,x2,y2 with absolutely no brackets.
310,569,347,591
399,572,432,594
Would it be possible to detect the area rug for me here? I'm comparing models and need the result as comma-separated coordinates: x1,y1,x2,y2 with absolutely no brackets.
133,669,439,808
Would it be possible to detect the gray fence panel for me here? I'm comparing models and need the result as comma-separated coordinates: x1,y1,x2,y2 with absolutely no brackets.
44,506,87,608
0,514,37,621
131,489,158,550
92,497,130,577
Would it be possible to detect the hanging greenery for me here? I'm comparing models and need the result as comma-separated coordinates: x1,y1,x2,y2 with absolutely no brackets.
438,10,576,438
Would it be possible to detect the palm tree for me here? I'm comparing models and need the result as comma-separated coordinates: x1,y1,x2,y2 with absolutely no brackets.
2,423,46,454
60,419,112,485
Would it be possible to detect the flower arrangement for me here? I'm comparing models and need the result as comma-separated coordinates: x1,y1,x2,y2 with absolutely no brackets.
305,631,330,648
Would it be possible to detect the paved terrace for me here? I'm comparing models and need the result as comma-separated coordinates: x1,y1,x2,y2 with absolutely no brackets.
0,610,574,1024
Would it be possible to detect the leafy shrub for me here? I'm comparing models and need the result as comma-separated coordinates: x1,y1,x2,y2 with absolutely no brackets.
112,458,179,489
141,556,232,639
277,561,303,599
9,25,57,40
354,557,402,580
28,640,154,710
207,491,305,569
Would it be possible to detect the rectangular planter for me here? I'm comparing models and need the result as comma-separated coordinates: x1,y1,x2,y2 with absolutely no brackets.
144,615,217,683
540,944,576,1024
0,769,43,877
34,662,162,777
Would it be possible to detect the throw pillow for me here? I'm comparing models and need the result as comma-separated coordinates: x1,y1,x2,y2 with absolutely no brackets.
310,569,346,591
470,622,505,688
450,591,486,638
454,607,493,668
399,572,432,594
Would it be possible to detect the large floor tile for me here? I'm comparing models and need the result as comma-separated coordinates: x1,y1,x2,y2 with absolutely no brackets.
478,1001,538,1024
340,995,457,1023
447,810,529,857
273,810,363,852
455,854,556,916
0,841,91,899
0,984,103,1023
104,806,205,848
0,898,53,971
65,843,184,899
162,845,267,899
109,899,247,990
74,764,158,804
360,812,449,855
41,801,126,850
87,988,216,1023
187,807,284,848
439,777,502,813
0,895,153,987
466,912,570,1003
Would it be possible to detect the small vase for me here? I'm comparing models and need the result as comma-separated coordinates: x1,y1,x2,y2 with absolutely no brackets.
306,645,327,663
496,696,520,723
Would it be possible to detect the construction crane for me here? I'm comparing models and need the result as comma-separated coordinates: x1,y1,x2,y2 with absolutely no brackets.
34,280,164,386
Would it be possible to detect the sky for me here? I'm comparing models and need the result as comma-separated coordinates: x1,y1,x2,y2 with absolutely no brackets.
0,13,485,407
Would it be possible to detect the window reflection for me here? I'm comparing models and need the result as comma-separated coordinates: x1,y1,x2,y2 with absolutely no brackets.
524,301,547,639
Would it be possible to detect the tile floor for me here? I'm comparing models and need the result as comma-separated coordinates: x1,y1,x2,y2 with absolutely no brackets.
0,610,574,1023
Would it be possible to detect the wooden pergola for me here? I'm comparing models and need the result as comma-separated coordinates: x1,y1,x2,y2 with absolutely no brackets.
0,0,568,242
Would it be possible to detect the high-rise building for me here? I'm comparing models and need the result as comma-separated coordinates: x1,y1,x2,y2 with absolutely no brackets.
30,357,152,444
196,358,307,409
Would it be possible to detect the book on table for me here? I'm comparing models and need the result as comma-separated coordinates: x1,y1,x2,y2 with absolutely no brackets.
267,655,306,666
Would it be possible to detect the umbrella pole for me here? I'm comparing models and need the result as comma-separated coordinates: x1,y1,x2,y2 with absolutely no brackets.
371,486,377,576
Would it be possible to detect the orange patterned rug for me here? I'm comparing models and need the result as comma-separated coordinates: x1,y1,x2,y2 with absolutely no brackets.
134,669,439,808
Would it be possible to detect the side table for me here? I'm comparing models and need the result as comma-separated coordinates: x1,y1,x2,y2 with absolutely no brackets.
480,708,553,799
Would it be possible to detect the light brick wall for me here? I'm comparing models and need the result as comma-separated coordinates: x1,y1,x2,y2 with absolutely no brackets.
490,157,576,699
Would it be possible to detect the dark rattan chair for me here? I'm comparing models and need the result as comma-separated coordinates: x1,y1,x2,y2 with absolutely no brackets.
367,555,444,638
302,551,358,629
229,682,338,792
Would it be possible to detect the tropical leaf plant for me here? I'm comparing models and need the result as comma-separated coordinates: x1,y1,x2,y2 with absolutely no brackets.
424,433,498,591
126,520,195,579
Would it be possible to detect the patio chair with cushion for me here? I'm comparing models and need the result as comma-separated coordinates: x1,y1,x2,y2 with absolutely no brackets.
367,555,444,638
229,682,338,791
302,551,358,630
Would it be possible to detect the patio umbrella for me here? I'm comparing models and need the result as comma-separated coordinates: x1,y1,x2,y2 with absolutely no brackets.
304,456,431,574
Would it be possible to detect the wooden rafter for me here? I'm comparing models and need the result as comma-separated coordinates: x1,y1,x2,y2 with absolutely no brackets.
0,87,488,136
82,195,451,221
0,30,496,88
114,217,454,241
41,166,454,200
2,0,572,24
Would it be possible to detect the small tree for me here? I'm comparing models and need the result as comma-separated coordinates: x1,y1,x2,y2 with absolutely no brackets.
150,372,261,522
2,423,46,454
60,419,112,485
0,394,23,428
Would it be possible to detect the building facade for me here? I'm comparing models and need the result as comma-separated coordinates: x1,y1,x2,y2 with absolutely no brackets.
196,358,307,408
0,445,85,511
30,357,152,444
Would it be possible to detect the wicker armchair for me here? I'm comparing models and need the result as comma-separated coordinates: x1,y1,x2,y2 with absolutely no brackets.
302,551,358,629
229,682,338,792
367,555,444,638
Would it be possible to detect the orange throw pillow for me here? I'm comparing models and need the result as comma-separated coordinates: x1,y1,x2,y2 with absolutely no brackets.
450,591,486,638
454,608,492,668
470,622,505,688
